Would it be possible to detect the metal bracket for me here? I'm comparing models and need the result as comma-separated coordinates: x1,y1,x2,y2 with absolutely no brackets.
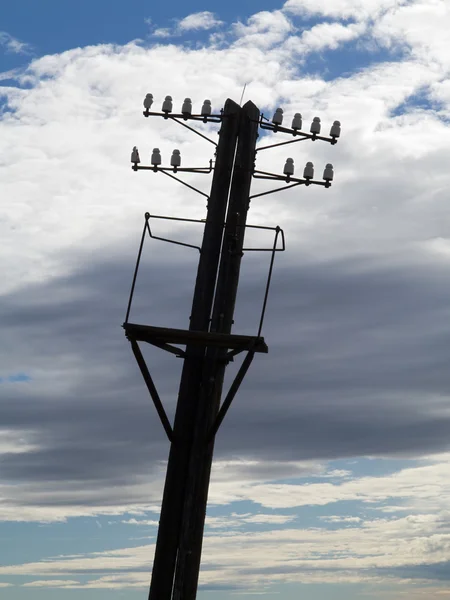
130,340,173,442
207,350,255,442
142,110,223,146
242,223,286,252
132,164,212,200
146,339,186,359
132,162,213,175
256,136,309,152
145,212,203,252
143,109,223,124
250,170,330,201
258,113,338,145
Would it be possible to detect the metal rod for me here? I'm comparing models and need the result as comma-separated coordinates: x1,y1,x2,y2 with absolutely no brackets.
146,214,201,252
147,340,186,358
243,225,285,252
143,110,222,123
259,121,337,144
170,117,218,146
159,170,210,199
249,180,305,200
256,136,308,151
130,340,173,442
147,213,206,224
207,351,255,442
125,217,148,324
136,166,212,173
258,227,282,337
253,169,328,188
253,169,306,182
147,233,200,252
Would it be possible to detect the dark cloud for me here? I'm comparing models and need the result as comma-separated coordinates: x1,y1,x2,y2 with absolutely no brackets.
1,238,450,510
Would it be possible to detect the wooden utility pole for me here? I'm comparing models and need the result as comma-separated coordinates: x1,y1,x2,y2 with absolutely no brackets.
147,99,240,600
172,101,260,600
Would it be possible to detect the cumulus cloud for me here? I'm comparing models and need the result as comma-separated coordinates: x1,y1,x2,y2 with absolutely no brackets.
232,11,294,49
151,11,223,38
178,11,224,32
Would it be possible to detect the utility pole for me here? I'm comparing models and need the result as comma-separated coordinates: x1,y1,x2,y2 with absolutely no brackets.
172,100,260,600
124,94,340,600
148,98,240,600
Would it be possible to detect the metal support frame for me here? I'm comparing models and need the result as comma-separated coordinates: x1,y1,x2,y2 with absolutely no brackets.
124,214,284,340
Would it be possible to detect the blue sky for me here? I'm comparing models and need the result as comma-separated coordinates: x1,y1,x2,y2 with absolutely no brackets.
2,1,450,599
0,0,282,72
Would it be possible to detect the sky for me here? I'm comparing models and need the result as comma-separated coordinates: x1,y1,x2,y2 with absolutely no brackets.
2,0,450,599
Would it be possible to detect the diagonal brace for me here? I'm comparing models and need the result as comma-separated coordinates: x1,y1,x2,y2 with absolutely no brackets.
147,339,186,359
130,340,174,442
207,351,255,443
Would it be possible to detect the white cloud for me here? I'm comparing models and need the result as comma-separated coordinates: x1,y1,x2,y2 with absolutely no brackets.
151,28,172,39
150,11,223,38
206,513,296,528
232,11,294,50
0,31,32,55
319,515,362,523
0,430,38,455
121,518,159,526
211,456,450,511
373,0,450,68
178,11,223,32
3,508,450,589
283,0,409,20
299,21,365,50
23,580,80,587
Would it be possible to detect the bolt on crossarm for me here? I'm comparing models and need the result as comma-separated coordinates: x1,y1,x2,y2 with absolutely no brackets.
148,99,241,600
172,101,261,600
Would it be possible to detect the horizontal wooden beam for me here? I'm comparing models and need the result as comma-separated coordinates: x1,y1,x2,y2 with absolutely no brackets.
123,322,268,354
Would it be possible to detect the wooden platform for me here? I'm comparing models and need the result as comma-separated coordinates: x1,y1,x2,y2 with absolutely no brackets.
123,322,268,354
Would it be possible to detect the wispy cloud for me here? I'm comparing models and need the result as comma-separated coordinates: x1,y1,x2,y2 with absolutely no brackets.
23,580,80,588
206,513,297,528
121,518,159,526
0,31,32,55
319,515,362,523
